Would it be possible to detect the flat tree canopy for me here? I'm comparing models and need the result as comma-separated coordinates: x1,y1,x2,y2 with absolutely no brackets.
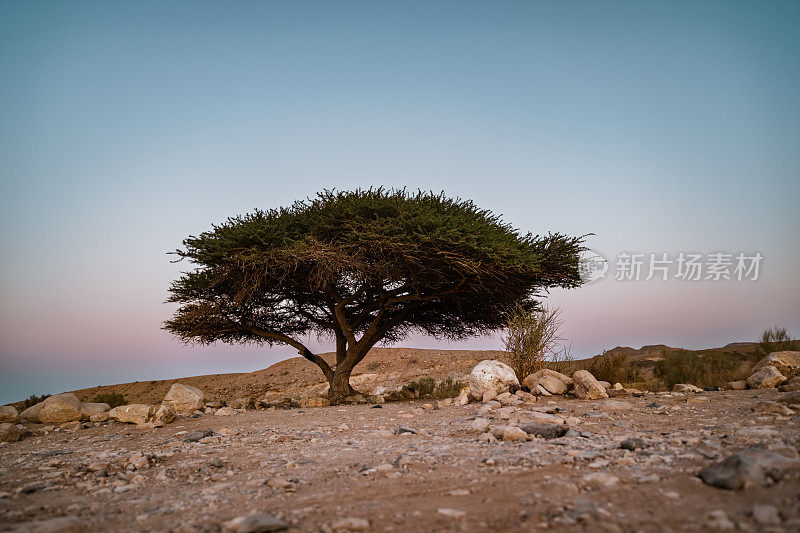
164,189,586,403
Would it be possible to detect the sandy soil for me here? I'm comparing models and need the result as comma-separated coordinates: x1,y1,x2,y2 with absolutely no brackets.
1,389,798,532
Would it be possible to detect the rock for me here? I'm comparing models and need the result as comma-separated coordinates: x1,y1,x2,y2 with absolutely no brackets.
437,508,466,518
753,351,800,378
751,400,794,416
90,412,110,423
501,426,528,442
482,390,498,403
777,391,800,405
151,403,175,426
222,512,288,532
704,510,735,530
699,448,800,489
455,389,471,406
538,375,568,395
521,368,573,393
779,377,800,392
229,397,254,410
751,504,781,526
367,394,385,404
215,407,237,417
305,397,331,408
582,472,620,488
395,426,416,435
163,383,205,413
79,402,110,420
572,370,609,400
520,423,569,439
20,402,44,422
612,382,624,390
331,517,370,532
38,393,83,424
724,380,747,390
0,406,20,423
496,392,522,406
746,365,786,389
468,360,519,401
468,418,491,434
183,429,214,442
620,438,647,451
0,423,22,442
344,394,367,404
478,431,497,443
598,380,611,389
672,383,703,393
108,404,155,425
514,390,536,403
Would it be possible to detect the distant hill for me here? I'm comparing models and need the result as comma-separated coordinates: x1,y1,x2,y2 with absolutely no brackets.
9,342,765,409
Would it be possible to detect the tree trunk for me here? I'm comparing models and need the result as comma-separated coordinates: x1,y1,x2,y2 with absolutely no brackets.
328,367,356,405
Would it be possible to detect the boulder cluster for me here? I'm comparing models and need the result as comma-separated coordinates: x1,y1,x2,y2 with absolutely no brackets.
0,383,212,443
728,351,800,391
461,359,623,405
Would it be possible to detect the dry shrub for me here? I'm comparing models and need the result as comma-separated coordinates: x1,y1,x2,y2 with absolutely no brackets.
502,304,566,382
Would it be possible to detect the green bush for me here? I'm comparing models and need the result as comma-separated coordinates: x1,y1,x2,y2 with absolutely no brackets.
433,378,465,399
654,350,742,389
402,377,437,398
589,352,634,384
21,394,50,409
92,391,127,408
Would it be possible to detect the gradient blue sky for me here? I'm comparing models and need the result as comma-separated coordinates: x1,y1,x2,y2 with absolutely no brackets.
1,1,798,404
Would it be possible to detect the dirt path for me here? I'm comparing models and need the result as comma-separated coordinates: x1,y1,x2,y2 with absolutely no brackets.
1,389,798,532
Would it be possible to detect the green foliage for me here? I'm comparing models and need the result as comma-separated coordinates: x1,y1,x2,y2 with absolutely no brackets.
402,377,465,399
403,377,437,397
756,326,799,357
654,350,743,389
588,352,637,384
21,394,50,409
433,377,465,399
164,189,587,401
92,392,127,408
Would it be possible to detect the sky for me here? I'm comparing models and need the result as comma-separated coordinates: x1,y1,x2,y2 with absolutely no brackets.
1,1,798,404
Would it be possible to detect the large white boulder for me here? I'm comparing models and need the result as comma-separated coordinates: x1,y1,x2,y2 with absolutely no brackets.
468,360,519,401
747,365,786,389
753,351,800,379
573,370,609,400
38,393,83,424
163,383,205,414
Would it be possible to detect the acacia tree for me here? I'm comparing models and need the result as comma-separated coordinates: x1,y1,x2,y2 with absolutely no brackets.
164,189,587,404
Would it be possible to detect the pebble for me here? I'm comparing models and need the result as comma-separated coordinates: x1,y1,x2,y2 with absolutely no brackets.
438,508,466,518
752,504,781,526
330,517,370,532
222,512,288,532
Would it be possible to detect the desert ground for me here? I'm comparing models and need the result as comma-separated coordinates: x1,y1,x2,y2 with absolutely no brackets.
2,385,799,532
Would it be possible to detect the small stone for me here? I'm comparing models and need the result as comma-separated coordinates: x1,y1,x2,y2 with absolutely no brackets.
222,512,288,532
725,380,747,390
183,429,214,442
751,400,794,416
501,426,528,442
215,407,237,417
620,438,647,451
752,504,781,526
582,472,620,488
437,508,466,518
673,383,703,393
331,517,369,532
520,423,569,440
395,426,416,435
478,432,497,443
468,418,491,434
305,396,331,408
705,510,735,530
